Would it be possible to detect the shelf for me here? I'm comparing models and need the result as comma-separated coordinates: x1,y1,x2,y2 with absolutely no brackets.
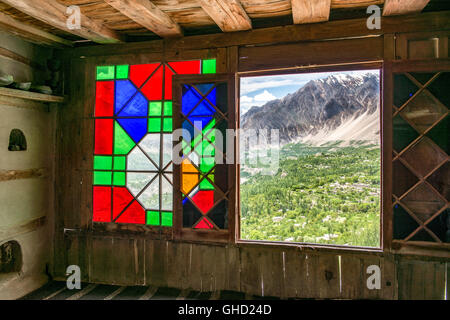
0,87,64,103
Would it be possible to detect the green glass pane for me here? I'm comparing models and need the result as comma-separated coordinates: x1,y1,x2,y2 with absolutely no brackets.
199,178,214,190
116,65,129,79
146,210,160,226
202,59,216,74
114,122,136,155
113,156,126,170
161,211,173,227
148,118,161,132
149,102,162,116
96,66,114,80
93,171,112,185
200,157,215,173
163,118,172,132
113,172,126,186
163,101,172,116
94,155,112,170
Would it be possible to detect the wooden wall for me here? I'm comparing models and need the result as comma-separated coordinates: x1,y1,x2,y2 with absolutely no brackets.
53,13,450,299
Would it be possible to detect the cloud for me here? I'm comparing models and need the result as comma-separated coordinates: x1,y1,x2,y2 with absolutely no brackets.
254,90,276,102
240,78,302,95
240,95,253,103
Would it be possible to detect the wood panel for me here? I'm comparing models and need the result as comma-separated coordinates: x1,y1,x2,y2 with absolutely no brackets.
291,0,331,24
396,31,450,60
383,0,430,16
238,36,383,72
104,0,183,38
199,0,252,32
1,0,123,43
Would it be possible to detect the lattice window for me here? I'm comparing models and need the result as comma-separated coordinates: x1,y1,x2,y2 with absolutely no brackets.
92,59,217,226
173,74,236,242
392,71,449,243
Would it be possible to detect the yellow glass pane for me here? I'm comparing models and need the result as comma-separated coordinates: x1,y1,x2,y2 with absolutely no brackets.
182,173,198,194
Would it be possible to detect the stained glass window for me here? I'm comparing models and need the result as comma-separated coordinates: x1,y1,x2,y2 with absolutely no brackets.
93,59,216,226
176,80,230,231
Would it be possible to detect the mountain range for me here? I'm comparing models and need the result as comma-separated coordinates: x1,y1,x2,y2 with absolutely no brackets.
241,73,380,145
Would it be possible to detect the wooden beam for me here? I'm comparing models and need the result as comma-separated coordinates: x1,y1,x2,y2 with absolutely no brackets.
104,0,182,38
0,11,72,47
199,0,252,32
1,0,123,44
0,46,45,70
383,0,430,16
0,168,48,182
291,0,331,24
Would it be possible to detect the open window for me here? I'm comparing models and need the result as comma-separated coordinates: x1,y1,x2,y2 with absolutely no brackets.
238,68,382,248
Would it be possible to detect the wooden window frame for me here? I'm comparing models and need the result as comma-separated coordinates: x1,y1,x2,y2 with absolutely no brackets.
172,73,238,243
235,62,386,252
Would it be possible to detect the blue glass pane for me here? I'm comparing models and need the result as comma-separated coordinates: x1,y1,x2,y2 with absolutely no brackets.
196,83,214,95
182,86,201,115
182,120,194,142
117,118,147,143
118,92,148,117
115,80,137,114
189,100,215,116
188,116,213,131
205,87,216,105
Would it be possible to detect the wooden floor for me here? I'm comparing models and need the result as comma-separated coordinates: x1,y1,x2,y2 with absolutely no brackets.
21,281,280,300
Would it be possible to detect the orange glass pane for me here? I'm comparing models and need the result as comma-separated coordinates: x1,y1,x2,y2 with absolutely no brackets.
182,173,198,194
181,158,198,173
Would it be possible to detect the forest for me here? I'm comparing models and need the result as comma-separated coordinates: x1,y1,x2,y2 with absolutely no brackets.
240,141,381,247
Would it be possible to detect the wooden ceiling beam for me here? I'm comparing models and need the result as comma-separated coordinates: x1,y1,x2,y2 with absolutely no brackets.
0,11,73,47
291,0,331,24
104,0,183,38
1,0,123,44
383,0,430,16
199,0,252,32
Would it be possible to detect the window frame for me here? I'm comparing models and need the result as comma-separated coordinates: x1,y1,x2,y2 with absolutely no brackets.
172,73,238,243
235,62,386,251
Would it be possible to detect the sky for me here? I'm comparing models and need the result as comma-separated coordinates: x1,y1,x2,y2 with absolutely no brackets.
239,69,380,115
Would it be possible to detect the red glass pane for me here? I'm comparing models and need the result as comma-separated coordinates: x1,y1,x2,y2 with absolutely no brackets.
93,186,111,222
115,200,146,224
94,119,113,154
191,190,214,214
129,63,160,88
164,66,174,100
141,66,163,101
95,81,114,117
194,217,214,229
169,60,201,75
112,187,134,220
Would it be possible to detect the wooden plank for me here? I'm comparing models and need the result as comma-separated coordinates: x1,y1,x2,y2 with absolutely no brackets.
283,249,307,298
0,46,45,70
383,0,430,16
68,11,450,56
199,0,252,32
291,0,331,24
104,0,182,38
0,11,72,47
0,87,64,103
1,0,123,43
238,36,383,72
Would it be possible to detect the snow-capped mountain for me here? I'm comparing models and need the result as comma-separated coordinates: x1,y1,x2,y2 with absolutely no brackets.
241,73,380,145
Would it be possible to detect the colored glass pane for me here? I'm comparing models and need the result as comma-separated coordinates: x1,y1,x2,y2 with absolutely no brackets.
194,217,214,229
146,210,160,226
191,190,214,214
116,118,147,143
202,59,216,74
95,81,114,117
116,65,129,79
149,102,162,116
113,172,126,186
163,118,172,132
114,121,136,154
115,80,137,114
115,200,145,224
148,118,161,132
113,156,126,171
94,155,112,170
96,66,114,80
129,63,160,88
93,186,111,222
94,171,112,185
112,187,134,220
161,211,173,227
118,92,148,117
163,101,172,116
141,66,163,100
95,119,113,154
